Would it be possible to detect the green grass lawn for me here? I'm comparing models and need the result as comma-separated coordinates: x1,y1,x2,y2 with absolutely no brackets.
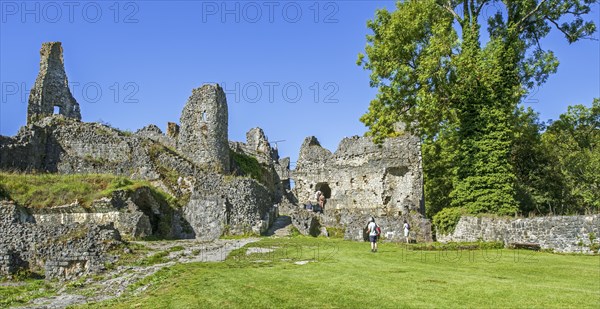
79,237,600,309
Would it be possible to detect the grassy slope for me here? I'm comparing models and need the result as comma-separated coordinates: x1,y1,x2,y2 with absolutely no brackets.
0,280,55,307
0,173,174,209
80,237,600,309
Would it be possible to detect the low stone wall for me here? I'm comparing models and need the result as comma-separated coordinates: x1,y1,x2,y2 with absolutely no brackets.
283,204,432,243
437,215,600,253
0,201,122,280
135,124,177,149
25,186,190,240
33,212,151,239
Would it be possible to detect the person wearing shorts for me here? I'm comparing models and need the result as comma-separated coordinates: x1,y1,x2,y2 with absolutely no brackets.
367,217,378,252
403,219,410,244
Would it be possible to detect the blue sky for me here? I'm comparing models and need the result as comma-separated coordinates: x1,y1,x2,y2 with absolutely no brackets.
1,1,598,164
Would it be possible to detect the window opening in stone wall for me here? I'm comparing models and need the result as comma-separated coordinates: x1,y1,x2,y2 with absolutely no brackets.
201,111,207,122
53,106,61,114
315,182,331,198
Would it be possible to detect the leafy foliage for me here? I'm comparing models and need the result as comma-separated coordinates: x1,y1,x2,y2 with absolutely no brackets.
432,207,467,235
542,99,600,213
512,107,569,215
231,151,261,179
423,125,458,218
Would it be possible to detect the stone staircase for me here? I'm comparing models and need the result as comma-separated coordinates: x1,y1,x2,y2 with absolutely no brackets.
265,215,292,237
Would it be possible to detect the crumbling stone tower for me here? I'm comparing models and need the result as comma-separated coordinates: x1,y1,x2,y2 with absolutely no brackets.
27,42,81,125
178,84,230,173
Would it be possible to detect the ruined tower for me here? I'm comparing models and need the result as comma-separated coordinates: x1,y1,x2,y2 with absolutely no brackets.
27,42,81,125
178,84,230,173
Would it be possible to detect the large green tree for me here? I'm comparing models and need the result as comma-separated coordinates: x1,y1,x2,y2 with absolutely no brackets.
512,107,569,215
542,99,600,213
358,0,596,215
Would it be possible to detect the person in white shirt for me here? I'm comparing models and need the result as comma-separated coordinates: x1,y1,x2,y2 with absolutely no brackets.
366,217,378,252
403,220,410,244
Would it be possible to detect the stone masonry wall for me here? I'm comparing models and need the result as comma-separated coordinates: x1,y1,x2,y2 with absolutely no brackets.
27,42,81,124
290,134,428,242
437,215,600,253
285,207,431,243
293,135,423,214
229,127,291,203
28,187,190,239
1,42,285,246
0,201,121,280
0,116,274,241
178,84,230,173
0,116,153,176
135,124,177,149
183,174,274,241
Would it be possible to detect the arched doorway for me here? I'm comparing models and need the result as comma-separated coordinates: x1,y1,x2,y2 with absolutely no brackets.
315,182,331,198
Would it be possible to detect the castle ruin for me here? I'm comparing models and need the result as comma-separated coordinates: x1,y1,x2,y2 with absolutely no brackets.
178,84,230,173
0,42,430,279
27,42,81,125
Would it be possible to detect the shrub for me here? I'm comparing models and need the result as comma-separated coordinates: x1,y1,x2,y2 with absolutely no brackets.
326,227,345,239
231,151,262,179
289,226,302,237
0,183,9,200
433,207,467,235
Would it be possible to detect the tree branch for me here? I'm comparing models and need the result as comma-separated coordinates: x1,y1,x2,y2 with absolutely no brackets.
515,0,548,30
545,16,576,43
442,1,463,24
463,0,469,24
474,0,486,17
469,0,476,20
532,29,543,50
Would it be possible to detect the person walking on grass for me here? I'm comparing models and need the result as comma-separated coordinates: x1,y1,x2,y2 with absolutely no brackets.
367,217,379,252
403,219,410,244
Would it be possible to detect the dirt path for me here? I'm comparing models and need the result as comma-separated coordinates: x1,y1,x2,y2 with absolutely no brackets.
265,215,292,237
18,238,259,309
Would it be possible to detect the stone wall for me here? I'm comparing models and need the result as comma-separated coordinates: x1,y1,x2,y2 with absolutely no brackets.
0,116,153,176
27,42,81,124
28,187,191,239
285,207,431,242
229,127,291,203
183,174,274,241
0,201,121,280
223,178,273,235
437,215,600,253
178,84,230,173
290,134,428,242
293,135,423,214
0,42,290,246
135,124,177,149
0,115,275,241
